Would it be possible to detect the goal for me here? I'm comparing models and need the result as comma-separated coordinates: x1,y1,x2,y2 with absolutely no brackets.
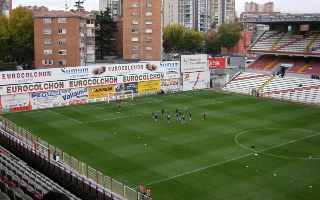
107,90,134,103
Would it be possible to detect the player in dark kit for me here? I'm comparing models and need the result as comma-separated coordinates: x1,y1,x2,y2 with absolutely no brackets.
167,113,171,123
117,100,122,112
161,109,165,119
188,111,192,121
154,113,159,122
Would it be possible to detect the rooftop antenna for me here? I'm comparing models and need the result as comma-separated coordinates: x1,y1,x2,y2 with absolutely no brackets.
74,0,85,11
65,0,69,11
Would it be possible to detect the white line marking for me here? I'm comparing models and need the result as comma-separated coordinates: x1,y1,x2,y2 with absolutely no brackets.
145,132,320,186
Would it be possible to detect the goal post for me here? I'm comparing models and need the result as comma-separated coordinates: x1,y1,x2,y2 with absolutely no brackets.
107,90,134,103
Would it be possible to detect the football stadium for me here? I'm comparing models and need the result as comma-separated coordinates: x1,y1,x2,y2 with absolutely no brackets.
0,14,320,200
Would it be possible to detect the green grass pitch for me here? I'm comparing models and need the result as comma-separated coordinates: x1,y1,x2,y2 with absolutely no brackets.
3,90,320,200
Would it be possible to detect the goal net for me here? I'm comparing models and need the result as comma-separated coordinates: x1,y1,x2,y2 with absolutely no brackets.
107,90,134,103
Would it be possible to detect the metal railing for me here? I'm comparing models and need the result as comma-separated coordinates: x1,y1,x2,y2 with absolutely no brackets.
0,116,152,200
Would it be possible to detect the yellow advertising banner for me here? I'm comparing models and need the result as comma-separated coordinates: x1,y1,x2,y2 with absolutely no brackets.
88,85,115,99
138,80,160,94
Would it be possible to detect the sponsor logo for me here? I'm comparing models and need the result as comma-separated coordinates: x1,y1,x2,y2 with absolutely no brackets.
61,67,89,78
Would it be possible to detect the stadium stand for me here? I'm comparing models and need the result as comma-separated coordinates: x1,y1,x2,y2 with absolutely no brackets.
250,31,320,55
249,55,320,75
0,146,80,200
223,72,320,104
223,72,270,94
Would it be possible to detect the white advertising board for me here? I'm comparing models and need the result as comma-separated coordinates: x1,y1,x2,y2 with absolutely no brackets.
1,93,31,112
0,62,169,86
31,88,88,109
161,79,181,92
143,61,181,79
182,71,210,91
181,54,208,73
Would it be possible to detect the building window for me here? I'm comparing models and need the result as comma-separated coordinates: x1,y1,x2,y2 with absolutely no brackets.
131,54,139,59
57,39,66,45
131,37,139,42
131,12,139,16
146,0,152,8
43,18,52,24
132,28,139,34
131,3,140,8
145,46,152,51
43,28,52,35
43,49,53,55
132,20,139,25
145,20,152,25
58,60,66,66
145,29,153,34
58,18,67,23
145,12,152,16
44,38,52,45
42,59,54,65
144,36,152,42
58,50,67,55
58,28,67,34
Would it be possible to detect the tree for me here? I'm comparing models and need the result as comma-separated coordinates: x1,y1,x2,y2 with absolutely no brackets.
163,24,185,53
181,30,204,53
163,25,204,54
8,6,34,65
205,32,221,54
95,8,118,60
216,23,241,50
0,15,9,62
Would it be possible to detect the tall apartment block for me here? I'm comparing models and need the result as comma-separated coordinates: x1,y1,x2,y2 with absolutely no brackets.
245,1,274,13
210,0,236,27
163,0,179,28
122,0,162,61
33,11,95,68
178,0,210,32
0,0,12,17
99,0,122,17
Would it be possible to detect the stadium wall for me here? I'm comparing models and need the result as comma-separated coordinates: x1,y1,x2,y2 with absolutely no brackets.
0,56,215,113
0,61,184,112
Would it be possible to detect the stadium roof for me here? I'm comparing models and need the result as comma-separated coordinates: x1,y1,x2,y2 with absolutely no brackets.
241,13,320,24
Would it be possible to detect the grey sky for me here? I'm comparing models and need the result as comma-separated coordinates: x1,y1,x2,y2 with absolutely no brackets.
13,0,320,14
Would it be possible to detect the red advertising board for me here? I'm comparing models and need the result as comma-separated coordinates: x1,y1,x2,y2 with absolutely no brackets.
208,57,226,69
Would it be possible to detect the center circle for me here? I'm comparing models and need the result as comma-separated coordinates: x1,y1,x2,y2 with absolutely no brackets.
234,128,320,160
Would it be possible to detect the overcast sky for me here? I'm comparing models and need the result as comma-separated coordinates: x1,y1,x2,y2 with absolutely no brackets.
13,0,320,14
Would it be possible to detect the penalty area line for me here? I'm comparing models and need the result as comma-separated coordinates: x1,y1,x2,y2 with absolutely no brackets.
145,132,320,187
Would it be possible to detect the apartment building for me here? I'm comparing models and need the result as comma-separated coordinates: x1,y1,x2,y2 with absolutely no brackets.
245,1,274,13
178,0,210,32
33,11,95,68
210,0,236,27
99,0,122,17
122,0,162,61
163,0,179,28
0,0,12,17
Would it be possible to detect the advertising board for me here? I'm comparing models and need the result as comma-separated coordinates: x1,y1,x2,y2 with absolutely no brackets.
208,57,226,69
143,61,181,79
31,88,88,109
0,63,166,86
161,79,181,92
1,93,31,112
182,71,210,91
88,85,115,100
181,54,208,73
138,80,161,94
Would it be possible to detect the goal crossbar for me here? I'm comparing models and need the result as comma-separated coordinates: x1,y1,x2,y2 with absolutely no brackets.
107,90,134,103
